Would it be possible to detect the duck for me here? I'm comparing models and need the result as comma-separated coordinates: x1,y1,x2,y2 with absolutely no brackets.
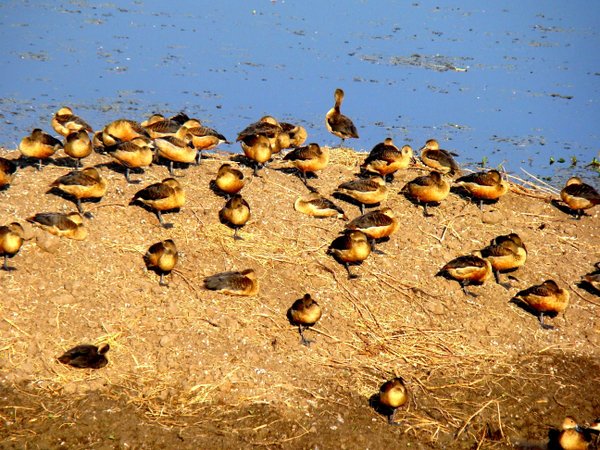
345,207,398,254
378,377,408,425
560,177,600,219
214,163,245,197
401,171,450,217
101,119,150,146
219,194,251,240
0,222,24,271
143,116,182,138
0,157,17,189
130,178,185,228
153,126,197,175
512,279,569,329
144,239,178,286
203,269,259,296
335,176,388,214
51,106,93,137
237,116,284,151
287,293,322,346
325,88,359,146
100,136,154,183
50,167,107,216
582,263,600,294
140,113,166,128
280,122,307,148
27,212,88,240
63,129,92,168
58,343,109,369
479,233,527,286
438,254,492,296
557,416,593,450
19,128,63,170
327,230,371,279
183,119,228,162
420,139,460,176
361,139,414,181
294,193,346,219
455,169,509,208
283,143,329,186
239,134,273,176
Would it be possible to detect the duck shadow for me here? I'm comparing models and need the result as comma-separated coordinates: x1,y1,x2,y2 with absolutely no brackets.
509,297,559,321
208,180,232,199
550,199,588,219
576,280,600,296
449,186,499,207
46,187,102,207
368,393,394,422
52,156,83,168
332,192,380,215
96,161,147,181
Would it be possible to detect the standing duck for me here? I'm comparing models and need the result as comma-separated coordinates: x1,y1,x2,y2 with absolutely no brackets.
63,129,92,168
401,171,450,217
455,169,509,208
100,136,154,183
19,128,63,170
556,416,593,450
239,134,273,176
287,293,322,346
582,263,600,294
58,343,109,369
153,126,197,175
203,269,259,296
219,194,251,240
335,176,388,214
0,222,24,271
283,143,329,187
214,163,245,197
0,157,17,189
183,118,228,162
144,239,178,286
438,254,492,296
378,377,408,425
130,178,185,228
50,167,107,216
361,139,414,181
479,233,527,286
345,207,398,254
325,88,359,146
101,119,149,146
560,177,600,219
327,230,371,279
51,107,93,137
420,139,460,176
512,279,570,329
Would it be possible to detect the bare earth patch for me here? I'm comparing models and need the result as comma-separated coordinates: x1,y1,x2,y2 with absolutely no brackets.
0,147,599,449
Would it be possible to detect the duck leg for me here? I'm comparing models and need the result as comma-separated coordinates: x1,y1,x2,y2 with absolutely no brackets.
345,262,358,279
298,325,312,346
196,150,202,165
360,203,365,215
387,408,401,426
125,167,140,184
370,239,386,255
232,228,243,241
37,159,43,171
159,272,169,286
539,313,554,330
422,203,433,217
156,210,173,229
2,255,9,271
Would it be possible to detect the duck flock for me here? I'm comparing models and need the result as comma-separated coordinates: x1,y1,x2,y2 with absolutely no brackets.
1,88,600,447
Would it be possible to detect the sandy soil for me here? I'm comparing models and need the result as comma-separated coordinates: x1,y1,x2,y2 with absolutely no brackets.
0,145,599,450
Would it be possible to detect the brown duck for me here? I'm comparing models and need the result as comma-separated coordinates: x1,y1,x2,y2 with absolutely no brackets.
479,233,527,286
130,178,185,228
455,169,509,208
58,343,109,369
420,139,460,175
219,194,251,240
101,136,154,183
203,269,259,296
214,163,245,197
101,119,149,146
0,222,24,271
336,176,388,214
27,212,88,240
51,106,93,137
402,171,450,216
287,293,322,346
325,88,359,146
438,254,492,296
50,167,107,216
0,157,17,189
378,377,408,425
560,177,600,219
327,230,371,279
144,239,178,286
362,139,414,181
294,193,346,219
19,128,63,170
345,207,398,253
283,143,329,186
512,279,569,329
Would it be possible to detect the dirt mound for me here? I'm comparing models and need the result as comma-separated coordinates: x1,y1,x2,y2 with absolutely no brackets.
1,147,599,449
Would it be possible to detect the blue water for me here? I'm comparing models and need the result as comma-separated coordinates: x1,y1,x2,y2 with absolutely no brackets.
1,1,599,182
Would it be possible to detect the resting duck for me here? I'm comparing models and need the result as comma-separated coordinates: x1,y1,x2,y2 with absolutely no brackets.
560,177,600,219
345,207,398,254
214,163,245,197
401,171,450,217
19,128,62,170
287,293,322,346
438,254,492,296
336,176,388,214
327,230,371,279
203,269,259,296
51,106,93,137
58,343,109,369
130,178,185,228
27,212,88,240
0,222,24,271
294,193,346,219
420,139,460,175
50,167,107,216
512,279,570,329
283,143,329,186
63,130,92,168
378,377,408,425
361,139,414,181
455,169,509,208
479,233,527,286
144,239,178,286
219,194,251,240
